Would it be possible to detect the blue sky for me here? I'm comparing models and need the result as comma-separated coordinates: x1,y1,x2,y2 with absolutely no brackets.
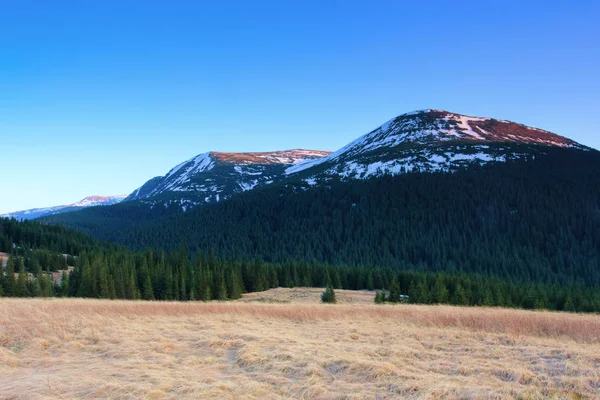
1,1,599,213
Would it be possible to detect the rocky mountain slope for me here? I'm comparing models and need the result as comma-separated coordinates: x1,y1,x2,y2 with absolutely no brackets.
1,195,127,220
125,110,592,212
126,150,330,209
286,109,589,181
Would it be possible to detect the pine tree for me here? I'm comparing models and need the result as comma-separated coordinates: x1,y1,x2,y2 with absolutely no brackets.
388,277,401,303
142,275,155,300
99,267,111,299
452,283,469,306
563,294,575,312
32,277,42,297
202,285,212,302
16,258,29,297
228,270,243,300
332,269,343,289
3,255,15,296
164,265,173,300
59,271,69,297
125,270,138,300
374,291,384,304
321,284,336,304
269,266,279,289
432,275,449,304
216,273,228,301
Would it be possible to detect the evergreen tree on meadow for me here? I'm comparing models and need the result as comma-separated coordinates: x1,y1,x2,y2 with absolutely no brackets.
388,277,401,303
321,283,337,304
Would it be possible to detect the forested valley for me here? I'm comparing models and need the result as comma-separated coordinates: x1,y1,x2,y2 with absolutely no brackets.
2,210,600,312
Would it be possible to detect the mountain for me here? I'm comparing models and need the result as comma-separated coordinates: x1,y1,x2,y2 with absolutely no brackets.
1,195,127,220
41,109,600,289
286,109,589,181
128,109,593,210
126,150,330,209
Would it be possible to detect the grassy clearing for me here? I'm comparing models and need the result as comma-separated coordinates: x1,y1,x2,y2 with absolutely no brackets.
1,290,599,399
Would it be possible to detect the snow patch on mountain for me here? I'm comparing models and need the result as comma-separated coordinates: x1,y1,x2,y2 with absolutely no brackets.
2,195,128,220
286,109,587,178
126,149,331,206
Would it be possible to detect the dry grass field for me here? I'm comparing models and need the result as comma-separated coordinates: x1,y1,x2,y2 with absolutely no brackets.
1,289,600,399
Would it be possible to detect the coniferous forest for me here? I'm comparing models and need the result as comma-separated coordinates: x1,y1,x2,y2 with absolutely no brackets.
1,217,599,311
2,148,600,313
45,149,600,287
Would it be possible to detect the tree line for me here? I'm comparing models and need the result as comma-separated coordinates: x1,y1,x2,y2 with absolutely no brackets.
1,241,599,312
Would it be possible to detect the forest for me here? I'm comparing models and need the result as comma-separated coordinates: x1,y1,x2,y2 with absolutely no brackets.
1,216,599,312
44,148,600,288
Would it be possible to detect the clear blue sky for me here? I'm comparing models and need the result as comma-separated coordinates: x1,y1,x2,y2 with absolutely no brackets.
1,1,599,213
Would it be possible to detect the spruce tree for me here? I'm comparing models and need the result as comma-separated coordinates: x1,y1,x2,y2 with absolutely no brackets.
452,283,469,306
229,270,243,300
16,259,29,297
388,277,401,303
3,255,15,297
321,284,336,304
142,275,155,300
433,275,449,304
59,271,69,297
216,273,228,301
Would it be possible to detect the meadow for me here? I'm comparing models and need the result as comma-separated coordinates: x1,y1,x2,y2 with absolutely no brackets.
1,288,599,399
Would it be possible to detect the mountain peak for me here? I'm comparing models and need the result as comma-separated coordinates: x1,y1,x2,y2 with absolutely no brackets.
210,149,330,165
286,109,589,178
370,109,584,149
127,149,330,202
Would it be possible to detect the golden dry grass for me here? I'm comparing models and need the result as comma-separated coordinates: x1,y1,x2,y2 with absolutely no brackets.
239,287,377,305
1,289,599,399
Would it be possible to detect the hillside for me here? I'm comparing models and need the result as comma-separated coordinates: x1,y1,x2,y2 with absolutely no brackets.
45,147,600,289
286,109,589,182
126,149,330,209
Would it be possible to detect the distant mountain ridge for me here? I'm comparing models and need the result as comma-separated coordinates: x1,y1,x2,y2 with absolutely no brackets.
122,109,593,212
285,109,589,181
1,195,127,220
126,149,330,208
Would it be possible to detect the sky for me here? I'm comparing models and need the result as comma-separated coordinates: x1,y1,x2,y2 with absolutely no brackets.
1,0,599,213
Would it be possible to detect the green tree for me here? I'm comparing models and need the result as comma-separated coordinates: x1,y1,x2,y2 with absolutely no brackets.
3,255,16,296
432,275,449,304
16,259,29,297
142,275,155,300
216,273,228,300
452,283,469,306
321,284,336,304
388,277,401,303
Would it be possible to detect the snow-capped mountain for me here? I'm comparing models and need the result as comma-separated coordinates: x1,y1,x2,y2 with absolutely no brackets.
1,195,127,220
286,109,590,181
127,150,330,208
123,110,593,212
